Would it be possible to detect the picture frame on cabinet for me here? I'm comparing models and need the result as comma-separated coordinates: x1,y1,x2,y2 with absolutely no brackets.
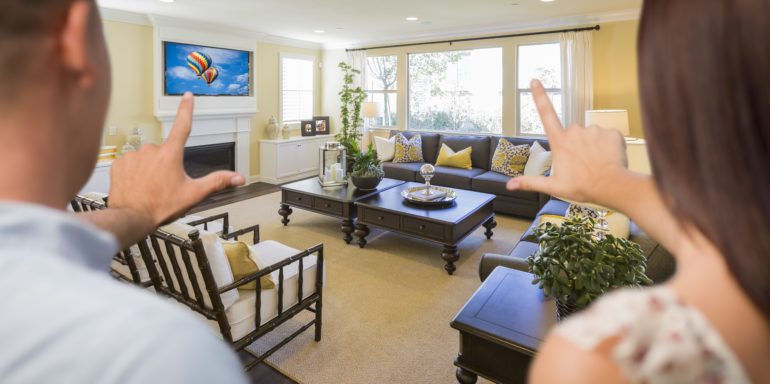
313,116,330,135
301,120,316,136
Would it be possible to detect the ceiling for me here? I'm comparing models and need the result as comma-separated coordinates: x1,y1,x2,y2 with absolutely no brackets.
97,0,641,48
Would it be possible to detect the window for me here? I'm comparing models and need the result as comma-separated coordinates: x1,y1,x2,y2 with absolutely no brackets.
408,48,502,133
280,54,314,124
517,43,562,135
365,56,397,127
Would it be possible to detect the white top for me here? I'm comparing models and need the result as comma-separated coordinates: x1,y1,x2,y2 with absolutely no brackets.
0,203,247,384
555,287,750,384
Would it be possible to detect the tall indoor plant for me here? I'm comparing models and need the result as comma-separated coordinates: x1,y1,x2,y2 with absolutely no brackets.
528,216,653,320
335,62,367,163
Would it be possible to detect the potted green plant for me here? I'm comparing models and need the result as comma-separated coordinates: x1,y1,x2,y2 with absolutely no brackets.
528,216,653,320
350,143,384,191
335,62,367,172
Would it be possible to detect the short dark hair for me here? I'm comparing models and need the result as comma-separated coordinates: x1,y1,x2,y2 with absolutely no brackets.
639,0,770,317
0,0,80,98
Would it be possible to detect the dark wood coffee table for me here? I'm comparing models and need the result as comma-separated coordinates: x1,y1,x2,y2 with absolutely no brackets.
279,178,405,244
451,267,557,384
353,182,496,275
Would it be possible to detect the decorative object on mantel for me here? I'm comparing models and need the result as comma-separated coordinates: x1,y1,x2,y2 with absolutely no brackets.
126,126,144,150
301,119,316,137
313,116,330,135
527,215,652,321
318,141,347,187
281,123,291,139
335,62,366,158
350,143,384,191
120,144,136,157
265,115,279,139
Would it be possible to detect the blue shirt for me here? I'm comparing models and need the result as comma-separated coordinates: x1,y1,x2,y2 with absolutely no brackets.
0,203,247,384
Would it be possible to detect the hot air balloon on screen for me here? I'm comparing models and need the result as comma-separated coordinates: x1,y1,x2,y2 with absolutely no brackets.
186,51,212,78
202,67,219,85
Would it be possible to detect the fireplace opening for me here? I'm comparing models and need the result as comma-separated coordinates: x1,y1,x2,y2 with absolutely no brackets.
183,142,236,179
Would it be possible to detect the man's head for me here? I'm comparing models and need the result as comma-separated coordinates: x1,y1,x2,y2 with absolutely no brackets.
0,0,111,204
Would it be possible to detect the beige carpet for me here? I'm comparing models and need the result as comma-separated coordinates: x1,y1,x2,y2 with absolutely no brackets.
195,191,531,384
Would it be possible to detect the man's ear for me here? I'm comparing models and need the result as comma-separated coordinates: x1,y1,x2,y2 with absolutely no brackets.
59,1,94,87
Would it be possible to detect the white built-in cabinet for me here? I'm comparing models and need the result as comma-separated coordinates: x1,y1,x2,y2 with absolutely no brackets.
260,136,331,184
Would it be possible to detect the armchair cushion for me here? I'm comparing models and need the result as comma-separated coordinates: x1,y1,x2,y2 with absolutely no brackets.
222,240,274,291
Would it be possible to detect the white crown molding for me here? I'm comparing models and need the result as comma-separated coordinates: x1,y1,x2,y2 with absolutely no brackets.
99,7,151,26
324,8,641,50
99,7,321,50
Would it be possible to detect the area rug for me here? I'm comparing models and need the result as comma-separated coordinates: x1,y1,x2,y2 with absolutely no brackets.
195,191,530,383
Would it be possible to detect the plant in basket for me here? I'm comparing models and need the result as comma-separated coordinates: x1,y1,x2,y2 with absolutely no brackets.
527,215,653,320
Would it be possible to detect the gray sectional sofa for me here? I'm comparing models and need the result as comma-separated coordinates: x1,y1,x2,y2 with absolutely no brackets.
381,130,550,218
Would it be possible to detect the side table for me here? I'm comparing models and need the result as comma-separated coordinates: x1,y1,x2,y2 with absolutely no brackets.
450,267,556,383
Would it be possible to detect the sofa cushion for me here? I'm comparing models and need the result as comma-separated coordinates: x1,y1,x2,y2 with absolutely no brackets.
435,143,473,170
472,171,540,201
490,139,530,177
438,135,491,170
383,162,422,181
509,241,539,261
393,133,424,163
490,136,549,170
390,130,440,164
430,166,486,190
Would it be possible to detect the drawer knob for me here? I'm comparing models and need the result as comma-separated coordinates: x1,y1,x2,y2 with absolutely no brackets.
297,197,302,201
325,203,331,208
419,225,426,230
378,216,384,220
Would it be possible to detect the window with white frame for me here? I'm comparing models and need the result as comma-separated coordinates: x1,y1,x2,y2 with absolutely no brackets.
517,43,562,135
408,48,503,134
280,54,314,124
365,56,397,127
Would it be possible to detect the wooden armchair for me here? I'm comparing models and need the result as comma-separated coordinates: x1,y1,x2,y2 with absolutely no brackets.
70,194,153,288
137,215,324,370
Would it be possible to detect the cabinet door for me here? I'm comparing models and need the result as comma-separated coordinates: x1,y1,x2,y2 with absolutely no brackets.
277,143,300,178
298,140,320,174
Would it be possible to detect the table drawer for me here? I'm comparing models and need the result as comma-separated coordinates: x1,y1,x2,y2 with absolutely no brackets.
360,208,400,230
402,218,445,241
313,197,344,216
284,191,311,208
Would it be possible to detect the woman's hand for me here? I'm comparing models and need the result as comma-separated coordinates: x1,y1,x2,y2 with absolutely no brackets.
506,80,630,208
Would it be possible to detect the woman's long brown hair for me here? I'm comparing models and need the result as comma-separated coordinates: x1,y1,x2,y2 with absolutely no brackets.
639,0,770,317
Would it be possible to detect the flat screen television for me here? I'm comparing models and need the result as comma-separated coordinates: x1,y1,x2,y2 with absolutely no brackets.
163,41,252,97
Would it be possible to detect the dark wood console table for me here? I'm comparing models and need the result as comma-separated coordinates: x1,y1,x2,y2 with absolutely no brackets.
450,267,556,383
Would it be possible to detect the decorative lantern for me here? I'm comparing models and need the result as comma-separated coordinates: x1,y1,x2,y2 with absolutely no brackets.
318,141,347,187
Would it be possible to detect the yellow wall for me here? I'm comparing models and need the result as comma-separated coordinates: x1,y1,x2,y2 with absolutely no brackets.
102,20,323,178
593,20,643,137
326,19,643,139
102,20,160,147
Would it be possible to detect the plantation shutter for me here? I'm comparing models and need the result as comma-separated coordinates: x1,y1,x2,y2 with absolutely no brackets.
281,56,314,123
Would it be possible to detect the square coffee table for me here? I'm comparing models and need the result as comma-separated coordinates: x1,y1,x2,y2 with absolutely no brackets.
354,182,496,275
279,178,405,244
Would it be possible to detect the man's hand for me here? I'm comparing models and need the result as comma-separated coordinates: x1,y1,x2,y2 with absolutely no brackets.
107,92,245,229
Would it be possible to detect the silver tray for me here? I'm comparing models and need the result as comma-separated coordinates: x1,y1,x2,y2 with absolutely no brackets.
401,186,457,207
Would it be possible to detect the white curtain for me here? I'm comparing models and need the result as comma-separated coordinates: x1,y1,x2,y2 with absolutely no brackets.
560,31,593,127
346,50,368,145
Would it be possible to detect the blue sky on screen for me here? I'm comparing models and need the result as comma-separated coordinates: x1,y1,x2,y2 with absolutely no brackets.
164,42,251,96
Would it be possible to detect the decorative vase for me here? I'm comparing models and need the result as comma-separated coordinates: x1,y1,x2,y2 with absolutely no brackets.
266,116,279,139
351,174,383,191
555,298,579,321
126,126,143,150
281,123,291,139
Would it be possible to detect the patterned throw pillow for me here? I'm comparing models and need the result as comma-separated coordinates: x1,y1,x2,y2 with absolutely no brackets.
491,139,530,177
393,134,424,163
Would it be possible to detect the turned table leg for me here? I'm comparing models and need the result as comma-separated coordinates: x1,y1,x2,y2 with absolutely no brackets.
442,245,459,275
354,223,370,248
279,204,293,226
483,217,497,240
456,367,478,384
341,219,354,244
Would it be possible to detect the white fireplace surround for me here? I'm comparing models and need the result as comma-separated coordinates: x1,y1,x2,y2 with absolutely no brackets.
153,24,257,180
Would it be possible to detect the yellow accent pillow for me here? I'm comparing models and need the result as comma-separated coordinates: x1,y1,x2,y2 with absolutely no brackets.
491,139,530,177
393,134,424,163
222,240,275,291
435,143,473,169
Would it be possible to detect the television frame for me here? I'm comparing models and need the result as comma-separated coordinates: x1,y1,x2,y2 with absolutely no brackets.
162,41,254,97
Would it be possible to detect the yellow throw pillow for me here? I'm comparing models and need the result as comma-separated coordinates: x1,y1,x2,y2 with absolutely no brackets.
491,139,530,177
222,240,275,291
435,143,473,169
392,134,424,163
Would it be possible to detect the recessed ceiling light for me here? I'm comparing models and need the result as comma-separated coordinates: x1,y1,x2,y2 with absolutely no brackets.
406,17,419,21
159,0,174,3
314,30,325,33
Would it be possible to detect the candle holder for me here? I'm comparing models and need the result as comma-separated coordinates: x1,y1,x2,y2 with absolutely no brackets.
318,142,347,187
